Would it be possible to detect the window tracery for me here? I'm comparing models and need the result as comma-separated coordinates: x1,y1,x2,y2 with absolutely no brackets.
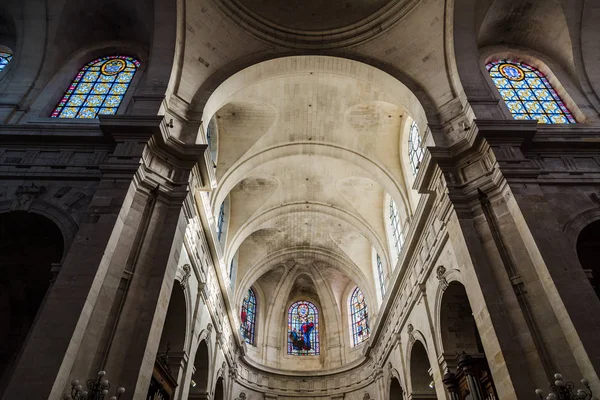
486,60,575,124
51,56,140,119
350,287,369,346
240,288,256,345
389,199,404,259
376,254,385,297
408,121,424,175
0,52,12,72
288,300,319,356
217,202,225,241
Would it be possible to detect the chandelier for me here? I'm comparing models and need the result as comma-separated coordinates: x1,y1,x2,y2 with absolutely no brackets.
63,370,125,400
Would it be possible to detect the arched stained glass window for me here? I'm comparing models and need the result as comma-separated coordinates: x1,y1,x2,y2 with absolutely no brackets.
390,199,404,258
51,56,140,119
240,288,257,345
408,121,424,175
376,254,385,297
350,287,370,346
288,300,319,356
486,60,576,124
0,52,12,72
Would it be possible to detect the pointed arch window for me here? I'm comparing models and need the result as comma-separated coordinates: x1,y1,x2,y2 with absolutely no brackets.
288,300,319,356
408,121,424,175
376,254,386,297
240,288,257,345
486,60,576,124
350,287,370,345
0,52,12,72
390,199,405,258
51,56,140,119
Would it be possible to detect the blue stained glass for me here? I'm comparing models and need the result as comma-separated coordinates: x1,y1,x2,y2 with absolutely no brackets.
390,199,405,258
240,288,257,346
487,60,575,124
350,287,370,346
0,52,12,72
288,300,319,356
51,56,140,118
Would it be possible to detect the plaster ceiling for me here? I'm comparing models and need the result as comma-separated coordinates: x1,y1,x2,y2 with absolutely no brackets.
203,57,424,368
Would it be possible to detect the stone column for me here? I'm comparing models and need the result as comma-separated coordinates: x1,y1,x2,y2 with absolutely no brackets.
97,123,206,400
477,120,600,385
1,116,207,400
1,118,159,400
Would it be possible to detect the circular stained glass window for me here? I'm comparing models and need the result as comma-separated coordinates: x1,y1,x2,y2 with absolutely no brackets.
297,304,309,319
102,59,126,75
499,63,525,81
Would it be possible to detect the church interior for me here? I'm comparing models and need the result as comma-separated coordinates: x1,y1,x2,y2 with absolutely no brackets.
1,0,600,399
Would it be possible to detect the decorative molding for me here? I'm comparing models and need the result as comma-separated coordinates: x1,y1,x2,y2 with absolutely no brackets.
212,0,421,49
180,264,192,290
11,183,45,211
407,324,416,344
436,265,449,291
235,392,246,400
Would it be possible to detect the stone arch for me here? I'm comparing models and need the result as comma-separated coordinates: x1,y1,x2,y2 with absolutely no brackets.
213,376,224,400
193,55,439,128
576,220,600,301
439,281,481,356
158,281,188,355
190,339,211,395
390,375,404,400
408,340,434,398
0,211,64,393
227,202,391,286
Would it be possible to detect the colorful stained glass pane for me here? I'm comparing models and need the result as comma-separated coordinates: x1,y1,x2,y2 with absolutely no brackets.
240,288,257,346
78,108,98,118
84,95,104,107
350,287,370,346
66,95,86,107
109,84,128,95
104,95,121,107
75,83,93,94
0,52,13,72
288,301,319,356
98,108,117,115
60,107,78,118
51,55,140,119
487,60,575,124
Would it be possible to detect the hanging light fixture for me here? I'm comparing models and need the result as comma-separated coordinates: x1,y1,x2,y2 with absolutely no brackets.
63,370,125,400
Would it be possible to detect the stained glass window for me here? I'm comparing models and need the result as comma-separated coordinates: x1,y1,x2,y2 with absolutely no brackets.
0,52,12,72
350,287,370,346
288,300,319,356
486,60,576,124
390,199,404,258
51,56,140,119
240,288,257,345
217,202,225,241
408,121,424,175
376,254,385,297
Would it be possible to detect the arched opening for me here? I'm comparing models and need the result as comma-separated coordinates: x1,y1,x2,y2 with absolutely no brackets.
190,339,210,397
576,220,600,301
0,211,64,393
409,341,434,398
214,376,224,400
440,282,496,399
153,283,187,396
390,376,404,399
